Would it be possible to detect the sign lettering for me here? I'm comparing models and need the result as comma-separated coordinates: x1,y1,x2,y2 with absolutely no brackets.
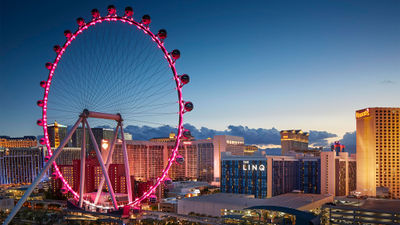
356,109,370,119
242,163,265,171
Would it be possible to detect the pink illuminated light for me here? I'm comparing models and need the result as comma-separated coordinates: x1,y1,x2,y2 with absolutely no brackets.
41,16,185,209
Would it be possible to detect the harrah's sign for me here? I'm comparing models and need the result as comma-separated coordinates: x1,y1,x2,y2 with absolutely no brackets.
356,109,370,119
242,161,265,171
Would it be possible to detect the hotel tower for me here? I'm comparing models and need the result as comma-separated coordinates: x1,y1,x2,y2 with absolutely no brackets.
356,107,400,198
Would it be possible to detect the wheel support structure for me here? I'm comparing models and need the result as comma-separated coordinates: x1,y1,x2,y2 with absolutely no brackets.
3,110,132,225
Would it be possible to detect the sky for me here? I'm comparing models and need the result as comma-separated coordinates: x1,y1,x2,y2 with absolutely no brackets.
1,0,399,146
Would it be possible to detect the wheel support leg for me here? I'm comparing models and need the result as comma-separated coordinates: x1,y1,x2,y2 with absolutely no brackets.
3,117,83,225
85,120,118,209
79,120,86,208
94,125,119,205
120,123,133,203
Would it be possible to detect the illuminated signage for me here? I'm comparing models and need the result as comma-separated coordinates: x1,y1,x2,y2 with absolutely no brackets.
356,109,370,119
242,162,265,171
101,139,109,150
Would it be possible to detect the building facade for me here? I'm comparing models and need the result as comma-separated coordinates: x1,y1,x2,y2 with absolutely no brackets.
220,153,321,198
244,145,258,155
320,198,400,225
296,158,321,194
221,157,268,198
320,151,356,196
213,135,245,183
115,139,211,182
71,127,114,152
280,130,309,155
221,150,355,199
196,140,214,183
113,141,168,181
47,122,68,148
72,157,127,194
48,133,247,197
112,135,244,184
49,147,81,195
356,107,400,198
53,147,81,165
0,147,45,184
0,136,37,148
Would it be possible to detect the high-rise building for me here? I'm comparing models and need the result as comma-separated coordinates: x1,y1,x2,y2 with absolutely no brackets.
113,140,168,181
50,154,128,200
112,135,244,184
0,147,45,184
123,132,132,141
169,142,198,181
356,107,400,198
280,130,309,155
221,150,356,199
71,127,114,152
53,147,81,165
49,147,81,195
149,132,177,143
220,152,320,198
296,158,321,194
72,157,127,194
0,136,37,148
49,133,246,194
50,164,75,194
196,140,214,183
320,151,356,196
47,122,68,148
213,135,245,183
114,140,202,182
244,145,258,155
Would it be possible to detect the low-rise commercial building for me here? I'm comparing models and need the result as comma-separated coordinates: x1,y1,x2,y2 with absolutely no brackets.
178,192,333,219
321,197,400,224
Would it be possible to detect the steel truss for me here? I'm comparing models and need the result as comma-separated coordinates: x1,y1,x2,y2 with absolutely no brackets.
3,110,132,225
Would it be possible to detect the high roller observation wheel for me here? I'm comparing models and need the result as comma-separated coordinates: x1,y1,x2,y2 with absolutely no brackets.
36,6,194,209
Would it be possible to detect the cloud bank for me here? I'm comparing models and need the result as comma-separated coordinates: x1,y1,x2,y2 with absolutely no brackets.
124,124,338,147
338,131,356,154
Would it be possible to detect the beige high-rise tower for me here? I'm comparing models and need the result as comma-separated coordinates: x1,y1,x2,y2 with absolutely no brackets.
356,107,400,198
280,130,309,155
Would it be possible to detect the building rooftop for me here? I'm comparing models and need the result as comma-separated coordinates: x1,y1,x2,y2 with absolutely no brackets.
0,136,36,140
47,123,67,128
334,197,400,213
172,181,210,189
280,130,309,136
361,199,400,213
179,193,333,211
221,151,319,161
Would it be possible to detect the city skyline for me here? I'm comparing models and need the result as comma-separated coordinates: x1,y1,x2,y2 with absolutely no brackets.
1,1,399,143
1,1,400,224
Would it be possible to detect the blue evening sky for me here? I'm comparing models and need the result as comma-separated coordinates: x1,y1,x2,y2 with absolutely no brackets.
1,0,399,138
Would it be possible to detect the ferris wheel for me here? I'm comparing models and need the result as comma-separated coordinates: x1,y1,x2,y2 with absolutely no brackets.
4,5,193,224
